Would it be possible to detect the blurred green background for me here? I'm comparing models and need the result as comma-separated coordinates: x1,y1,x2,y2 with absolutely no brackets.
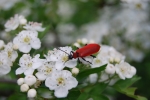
0,0,150,100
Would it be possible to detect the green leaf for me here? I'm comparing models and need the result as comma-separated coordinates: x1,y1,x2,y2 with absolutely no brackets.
38,25,51,39
8,93,27,100
67,90,81,100
56,98,68,100
113,76,147,100
115,87,147,100
77,92,89,100
76,64,107,82
89,83,108,95
113,76,141,89
90,94,109,100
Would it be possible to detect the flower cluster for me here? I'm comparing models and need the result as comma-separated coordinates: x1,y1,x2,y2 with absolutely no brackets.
0,41,18,76
5,14,45,53
1,14,138,99
16,43,136,98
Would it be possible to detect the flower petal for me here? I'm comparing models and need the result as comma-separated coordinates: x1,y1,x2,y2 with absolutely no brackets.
31,39,41,49
35,72,47,81
45,77,57,90
55,61,65,70
24,69,34,75
16,67,24,75
54,87,68,98
65,59,77,68
0,65,11,75
66,77,78,90
19,44,31,53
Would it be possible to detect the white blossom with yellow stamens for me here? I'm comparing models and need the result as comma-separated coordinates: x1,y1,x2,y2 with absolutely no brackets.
35,61,57,81
45,70,78,98
13,30,41,53
16,54,43,75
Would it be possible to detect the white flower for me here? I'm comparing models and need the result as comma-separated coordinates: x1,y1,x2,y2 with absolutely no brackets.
13,30,41,53
24,75,37,86
91,57,106,68
0,52,12,76
105,64,116,75
4,42,18,62
108,47,125,63
44,49,59,61
27,89,37,98
121,0,148,10
115,62,136,79
91,45,114,68
16,54,43,75
0,0,20,10
23,22,45,32
36,61,57,81
20,84,29,92
46,47,77,70
45,70,78,98
0,40,5,49
17,78,24,85
4,14,20,32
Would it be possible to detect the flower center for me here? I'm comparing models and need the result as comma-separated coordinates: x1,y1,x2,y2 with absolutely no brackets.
27,62,32,67
136,3,142,9
23,36,30,43
95,58,100,64
8,51,12,57
57,77,65,85
45,66,52,74
61,55,68,62
120,67,126,73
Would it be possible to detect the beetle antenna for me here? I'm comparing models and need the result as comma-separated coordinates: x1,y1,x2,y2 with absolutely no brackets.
57,48,69,56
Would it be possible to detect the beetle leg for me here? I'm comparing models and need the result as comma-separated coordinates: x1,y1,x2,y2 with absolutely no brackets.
90,55,96,58
81,57,92,64
78,58,81,63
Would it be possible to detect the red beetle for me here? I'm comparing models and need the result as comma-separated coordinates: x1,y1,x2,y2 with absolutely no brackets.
69,43,100,59
58,43,100,63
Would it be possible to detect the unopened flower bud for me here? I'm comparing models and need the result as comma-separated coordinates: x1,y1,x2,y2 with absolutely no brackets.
89,40,95,43
13,44,18,50
81,38,88,44
24,75,37,86
109,57,114,63
20,84,29,92
77,39,82,43
27,89,37,98
17,78,24,85
19,15,27,25
73,43,80,48
114,57,121,63
72,68,79,75
105,64,115,75
0,40,5,49
130,66,136,76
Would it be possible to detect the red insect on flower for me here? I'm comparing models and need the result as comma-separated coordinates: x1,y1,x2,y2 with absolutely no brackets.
58,43,100,64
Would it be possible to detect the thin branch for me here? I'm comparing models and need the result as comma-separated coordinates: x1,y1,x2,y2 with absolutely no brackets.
0,78,17,84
